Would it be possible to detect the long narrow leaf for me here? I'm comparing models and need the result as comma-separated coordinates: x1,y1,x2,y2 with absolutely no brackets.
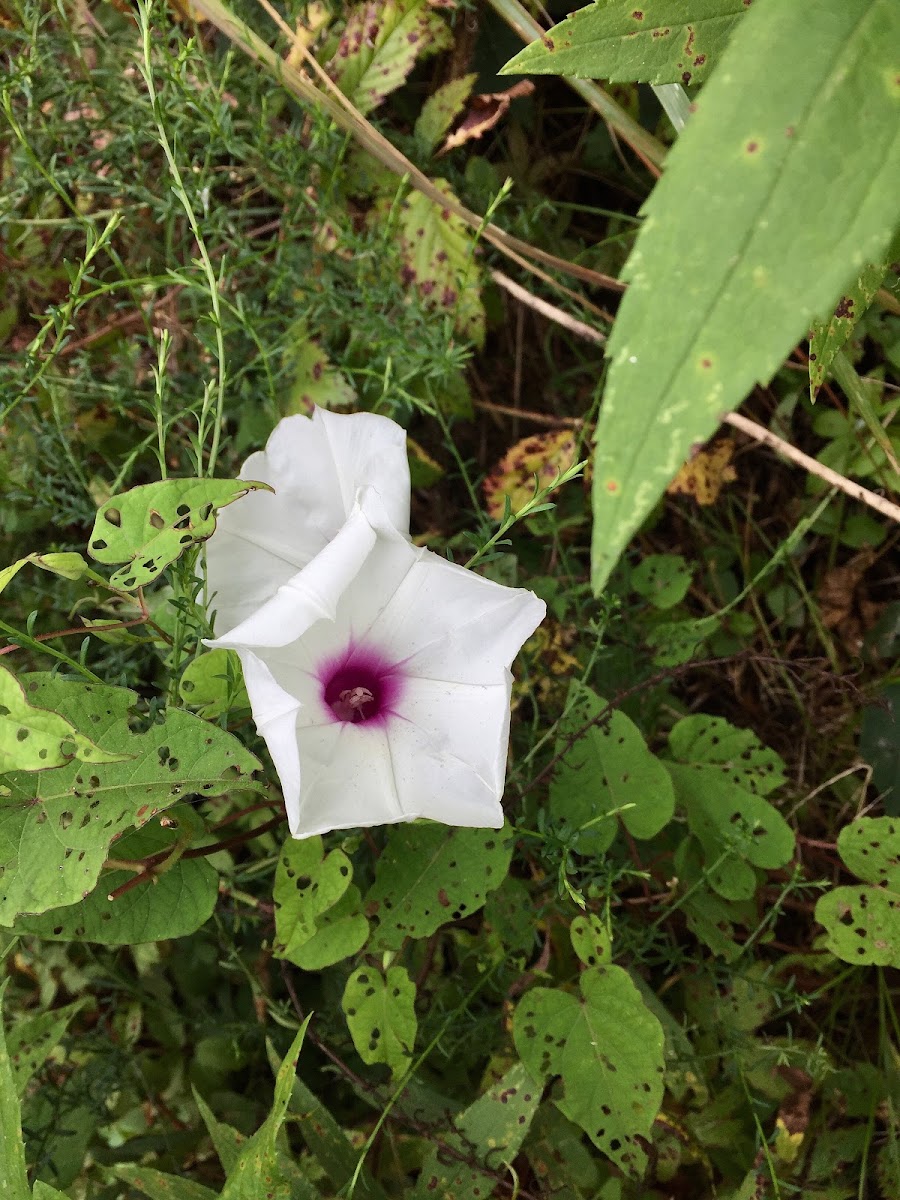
590,0,900,592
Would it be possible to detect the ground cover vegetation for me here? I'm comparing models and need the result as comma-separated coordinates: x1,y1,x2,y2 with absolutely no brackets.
1,0,899,1196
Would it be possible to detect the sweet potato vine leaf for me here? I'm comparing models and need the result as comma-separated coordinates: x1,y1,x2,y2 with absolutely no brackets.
587,0,900,592
0,674,260,925
815,816,900,967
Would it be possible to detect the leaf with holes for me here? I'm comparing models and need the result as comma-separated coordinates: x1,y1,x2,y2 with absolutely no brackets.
273,835,367,967
550,682,675,853
410,1062,542,1200
815,816,900,967
328,0,451,115
15,816,218,944
513,966,665,1178
342,965,416,1075
391,179,485,346
178,649,248,720
570,912,613,969
88,477,271,590
502,0,745,86
288,885,369,971
588,0,900,592
0,675,260,925
5,999,85,1095
666,764,794,901
630,553,692,609
0,664,125,774
669,714,787,796
365,823,513,951
809,259,892,400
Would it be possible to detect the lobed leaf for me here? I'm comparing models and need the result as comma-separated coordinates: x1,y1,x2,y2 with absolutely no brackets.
503,0,745,86
589,0,900,592
514,966,665,1177
88,476,271,590
410,1062,542,1200
0,664,125,774
365,823,513,950
273,835,368,967
342,965,416,1075
815,816,900,967
0,675,260,925
550,682,675,851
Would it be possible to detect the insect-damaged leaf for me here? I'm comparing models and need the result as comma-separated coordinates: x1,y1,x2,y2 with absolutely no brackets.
88,477,271,590
513,966,665,1178
16,817,218,944
0,984,30,1200
273,835,368,969
0,664,125,774
365,823,513,950
5,999,85,1095
0,675,260,925
589,0,900,593
342,965,416,1075
815,816,900,968
809,259,892,400
502,0,745,87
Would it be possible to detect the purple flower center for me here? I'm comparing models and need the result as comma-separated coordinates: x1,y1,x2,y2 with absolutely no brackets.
319,644,404,726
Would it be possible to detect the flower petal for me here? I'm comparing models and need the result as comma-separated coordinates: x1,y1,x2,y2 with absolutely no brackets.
206,503,378,651
237,650,303,833
206,407,410,637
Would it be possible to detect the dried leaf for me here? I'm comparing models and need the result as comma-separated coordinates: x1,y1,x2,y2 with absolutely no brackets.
483,429,579,520
667,437,737,506
441,80,535,154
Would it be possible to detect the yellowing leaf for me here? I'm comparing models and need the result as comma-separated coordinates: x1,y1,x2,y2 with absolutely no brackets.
393,178,485,345
667,437,737,505
328,0,451,115
483,429,579,520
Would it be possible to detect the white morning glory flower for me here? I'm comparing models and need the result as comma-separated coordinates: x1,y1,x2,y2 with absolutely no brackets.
204,413,545,839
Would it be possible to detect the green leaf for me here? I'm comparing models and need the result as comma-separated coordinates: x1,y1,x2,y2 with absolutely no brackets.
0,551,100,598
114,1166,218,1200
860,684,900,816
669,714,787,795
0,675,260,925
0,985,30,1200
365,823,513,951
15,818,218,944
0,664,125,773
666,764,794,900
550,682,675,851
5,999,84,1095
178,649,248,719
273,835,368,967
513,966,665,1177
809,260,891,400
570,912,612,968
410,1062,542,1200
414,73,477,155
342,965,416,1075
284,323,356,413
88,477,271,590
590,0,900,592
220,1020,310,1198
502,0,744,86
815,816,900,967
630,553,692,609
329,0,451,115
392,179,485,346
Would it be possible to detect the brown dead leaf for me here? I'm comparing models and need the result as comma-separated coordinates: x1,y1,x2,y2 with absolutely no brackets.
667,437,737,506
483,428,578,521
817,548,881,652
286,1,330,72
440,80,535,154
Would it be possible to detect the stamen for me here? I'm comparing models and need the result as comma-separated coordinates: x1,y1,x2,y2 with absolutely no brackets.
332,685,375,722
